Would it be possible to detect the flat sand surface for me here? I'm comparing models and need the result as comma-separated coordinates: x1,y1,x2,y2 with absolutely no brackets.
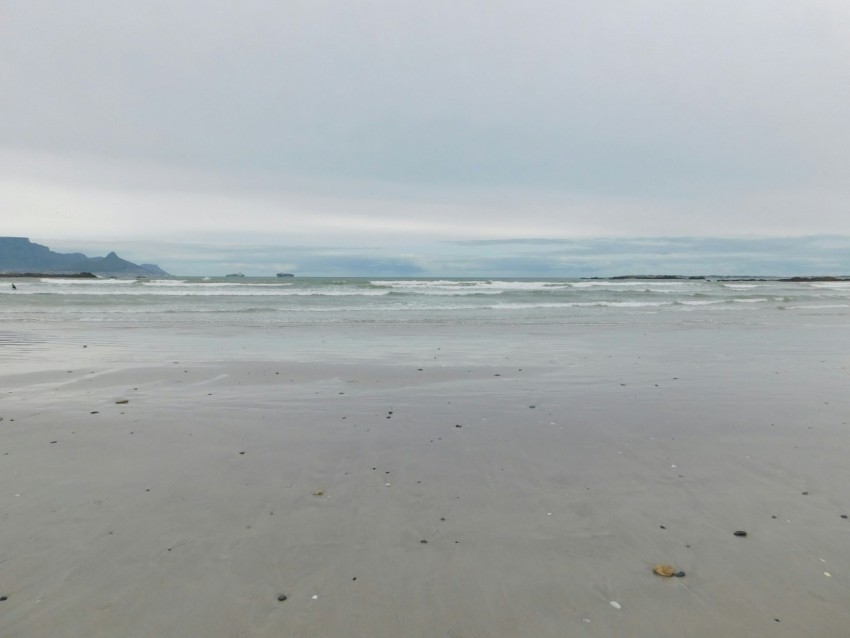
1,322,849,637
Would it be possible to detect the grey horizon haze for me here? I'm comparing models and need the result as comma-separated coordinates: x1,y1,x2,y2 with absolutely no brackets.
2,1,850,276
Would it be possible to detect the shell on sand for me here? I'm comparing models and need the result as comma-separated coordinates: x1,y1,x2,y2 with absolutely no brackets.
653,564,676,577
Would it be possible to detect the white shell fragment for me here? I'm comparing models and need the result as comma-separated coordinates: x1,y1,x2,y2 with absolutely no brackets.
824,572,832,577
610,601,621,609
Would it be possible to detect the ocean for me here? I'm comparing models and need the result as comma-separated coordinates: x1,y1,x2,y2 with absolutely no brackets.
2,276,850,373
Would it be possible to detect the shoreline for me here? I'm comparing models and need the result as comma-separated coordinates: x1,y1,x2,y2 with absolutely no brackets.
1,322,849,636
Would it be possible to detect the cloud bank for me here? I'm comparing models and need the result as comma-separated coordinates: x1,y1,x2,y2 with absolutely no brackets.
2,1,850,271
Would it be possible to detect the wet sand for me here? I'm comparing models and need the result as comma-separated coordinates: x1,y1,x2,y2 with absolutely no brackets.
1,323,849,637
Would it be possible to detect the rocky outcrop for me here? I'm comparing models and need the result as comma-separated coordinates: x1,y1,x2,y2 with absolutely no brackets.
0,237,168,276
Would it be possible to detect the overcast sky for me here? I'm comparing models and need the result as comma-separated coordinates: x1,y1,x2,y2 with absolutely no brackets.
2,1,850,275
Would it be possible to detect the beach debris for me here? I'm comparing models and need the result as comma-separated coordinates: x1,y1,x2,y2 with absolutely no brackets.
385,482,391,487
277,594,287,601
652,564,686,578
802,491,809,495
733,530,748,537
842,515,848,519
420,539,428,544
609,601,621,609
824,572,832,578
312,595,318,600
312,489,325,497
652,564,674,577
0,596,7,601
115,399,129,404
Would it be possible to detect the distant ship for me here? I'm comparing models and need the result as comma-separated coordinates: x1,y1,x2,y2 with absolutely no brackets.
225,273,245,278
276,273,294,278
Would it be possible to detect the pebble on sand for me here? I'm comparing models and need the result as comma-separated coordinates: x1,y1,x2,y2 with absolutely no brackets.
652,564,676,577
733,530,748,537
115,399,129,404
610,601,621,609
277,594,287,602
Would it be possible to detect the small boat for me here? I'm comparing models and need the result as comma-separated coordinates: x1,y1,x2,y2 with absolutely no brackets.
276,273,294,278
226,273,245,278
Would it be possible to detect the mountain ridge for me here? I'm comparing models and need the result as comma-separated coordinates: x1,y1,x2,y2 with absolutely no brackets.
0,237,168,276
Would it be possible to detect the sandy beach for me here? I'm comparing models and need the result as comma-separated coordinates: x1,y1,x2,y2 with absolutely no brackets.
1,320,849,637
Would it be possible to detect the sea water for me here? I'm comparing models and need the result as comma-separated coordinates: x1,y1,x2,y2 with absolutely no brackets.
2,276,849,373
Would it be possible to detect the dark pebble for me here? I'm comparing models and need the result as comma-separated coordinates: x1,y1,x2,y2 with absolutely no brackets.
455,424,462,428
239,451,245,455
802,491,809,495
90,411,99,415
420,539,428,544
659,525,666,529
50,441,57,444
0,596,6,601
673,571,686,578
277,594,287,602
733,530,748,537
841,515,848,519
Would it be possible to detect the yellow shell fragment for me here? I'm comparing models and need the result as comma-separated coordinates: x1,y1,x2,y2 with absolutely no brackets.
653,564,676,577
312,490,325,497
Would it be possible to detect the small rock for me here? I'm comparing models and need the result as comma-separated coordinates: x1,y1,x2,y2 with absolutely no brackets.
0,596,7,601
841,514,847,519
312,490,325,497
674,571,686,578
277,594,287,601
420,539,428,544
610,601,621,609
733,530,748,537
653,564,675,577
115,399,129,404
802,491,809,495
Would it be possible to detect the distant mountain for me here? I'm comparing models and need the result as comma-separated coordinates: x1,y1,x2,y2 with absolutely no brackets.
0,237,168,276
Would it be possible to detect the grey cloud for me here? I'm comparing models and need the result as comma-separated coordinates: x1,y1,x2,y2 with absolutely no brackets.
3,1,848,199
44,235,850,277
